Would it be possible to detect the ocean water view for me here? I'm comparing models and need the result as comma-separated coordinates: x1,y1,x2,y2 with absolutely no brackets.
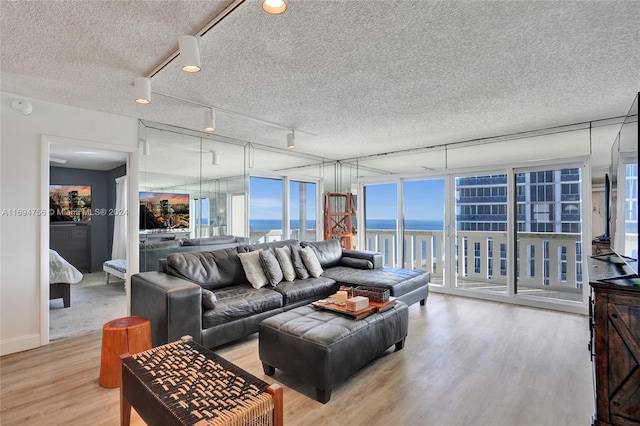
249,219,444,232
250,220,316,232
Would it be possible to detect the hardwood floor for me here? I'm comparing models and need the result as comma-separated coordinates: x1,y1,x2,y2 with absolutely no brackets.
0,293,594,426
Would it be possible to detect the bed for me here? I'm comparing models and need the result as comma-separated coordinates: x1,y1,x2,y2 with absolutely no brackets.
103,259,127,284
49,249,83,308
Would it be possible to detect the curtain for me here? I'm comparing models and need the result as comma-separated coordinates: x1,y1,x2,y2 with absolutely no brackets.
112,176,127,260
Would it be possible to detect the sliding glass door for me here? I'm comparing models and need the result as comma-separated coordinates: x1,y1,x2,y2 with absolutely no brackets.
289,180,317,241
363,183,398,266
357,160,589,310
249,176,284,243
614,158,639,258
249,175,320,244
514,167,583,302
454,173,509,293
402,179,446,285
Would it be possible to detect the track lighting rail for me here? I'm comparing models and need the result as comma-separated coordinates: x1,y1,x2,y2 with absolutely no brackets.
147,0,247,79
153,90,316,136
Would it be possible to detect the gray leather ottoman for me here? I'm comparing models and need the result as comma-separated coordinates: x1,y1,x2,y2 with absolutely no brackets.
258,301,409,403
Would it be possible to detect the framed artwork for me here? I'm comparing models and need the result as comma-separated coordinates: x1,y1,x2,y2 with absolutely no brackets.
50,185,92,221
139,192,190,230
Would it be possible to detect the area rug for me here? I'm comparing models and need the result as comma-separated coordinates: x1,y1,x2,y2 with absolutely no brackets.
49,272,127,341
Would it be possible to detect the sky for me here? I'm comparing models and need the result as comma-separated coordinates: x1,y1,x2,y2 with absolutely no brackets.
140,192,189,204
250,176,445,222
250,177,317,221
364,180,445,220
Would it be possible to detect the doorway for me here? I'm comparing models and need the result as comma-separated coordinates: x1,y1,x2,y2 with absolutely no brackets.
43,137,134,344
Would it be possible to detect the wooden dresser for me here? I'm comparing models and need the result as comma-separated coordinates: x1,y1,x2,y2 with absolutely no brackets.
50,222,92,273
589,254,640,426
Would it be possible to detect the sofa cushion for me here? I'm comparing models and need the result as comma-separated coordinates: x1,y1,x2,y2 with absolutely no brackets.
140,240,181,250
275,246,296,282
202,285,283,328
300,246,323,277
302,239,343,268
271,277,337,305
182,236,237,246
340,257,373,270
242,239,299,252
322,266,429,298
164,247,245,290
201,288,217,309
259,249,283,286
238,250,269,289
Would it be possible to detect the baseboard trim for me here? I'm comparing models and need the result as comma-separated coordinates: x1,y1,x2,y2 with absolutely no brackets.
0,333,41,356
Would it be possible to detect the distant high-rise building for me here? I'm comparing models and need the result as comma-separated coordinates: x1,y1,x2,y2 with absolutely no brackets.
456,169,582,233
69,190,79,210
455,168,583,287
161,200,169,219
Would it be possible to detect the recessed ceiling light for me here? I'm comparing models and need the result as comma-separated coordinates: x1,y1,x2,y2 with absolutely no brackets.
262,0,287,15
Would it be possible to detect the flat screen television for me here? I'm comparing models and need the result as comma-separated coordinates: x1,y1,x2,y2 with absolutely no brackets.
607,92,639,276
139,192,190,230
49,184,92,221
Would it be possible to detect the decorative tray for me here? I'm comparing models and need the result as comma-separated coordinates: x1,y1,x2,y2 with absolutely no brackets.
311,296,396,320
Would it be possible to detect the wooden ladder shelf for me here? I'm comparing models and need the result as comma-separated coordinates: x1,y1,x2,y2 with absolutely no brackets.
324,192,357,249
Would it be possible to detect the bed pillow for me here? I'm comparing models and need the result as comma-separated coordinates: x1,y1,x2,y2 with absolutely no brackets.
259,249,283,286
300,245,323,278
238,250,269,289
275,245,296,282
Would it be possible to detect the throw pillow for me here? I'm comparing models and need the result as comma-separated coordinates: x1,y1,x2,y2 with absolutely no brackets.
275,245,296,281
290,245,310,279
238,250,269,289
201,288,217,309
300,245,323,278
302,239,342,268
340,257,374,270
259,249,284,286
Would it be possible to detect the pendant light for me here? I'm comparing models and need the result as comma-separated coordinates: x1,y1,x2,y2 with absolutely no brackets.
134,77,151,104
142,139,150,156
178,35,202,73
204,109,215,132
287,130,295,149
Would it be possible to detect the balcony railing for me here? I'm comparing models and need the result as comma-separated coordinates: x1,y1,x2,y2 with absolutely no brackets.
249,227,584,296
364,229,583,294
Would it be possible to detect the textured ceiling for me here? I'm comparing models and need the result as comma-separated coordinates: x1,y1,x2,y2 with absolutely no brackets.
2,0,639,168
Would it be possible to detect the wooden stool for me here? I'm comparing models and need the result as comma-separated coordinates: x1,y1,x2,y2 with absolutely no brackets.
99,316,151,388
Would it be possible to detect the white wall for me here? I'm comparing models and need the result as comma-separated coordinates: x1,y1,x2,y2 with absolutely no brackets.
0,92,138,355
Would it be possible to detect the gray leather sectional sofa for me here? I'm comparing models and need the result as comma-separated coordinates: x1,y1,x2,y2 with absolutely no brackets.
138,235,249,272
131,238,429,349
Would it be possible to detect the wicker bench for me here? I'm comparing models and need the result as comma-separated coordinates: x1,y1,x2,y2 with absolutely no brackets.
120,336,283,426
